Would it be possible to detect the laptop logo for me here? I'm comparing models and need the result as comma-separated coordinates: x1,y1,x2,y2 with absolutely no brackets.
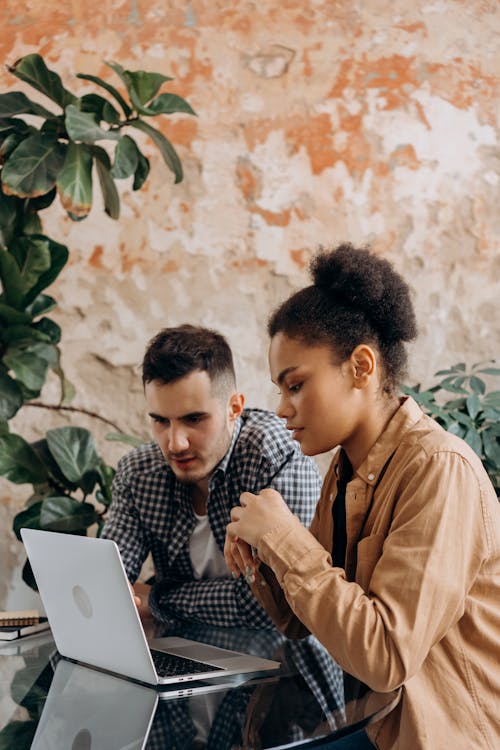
72,728,92,750
72,585,93,619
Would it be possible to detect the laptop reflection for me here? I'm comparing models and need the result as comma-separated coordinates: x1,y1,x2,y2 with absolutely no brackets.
31,659,158,750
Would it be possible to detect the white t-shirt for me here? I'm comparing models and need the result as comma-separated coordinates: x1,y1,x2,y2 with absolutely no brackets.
189,512,230,579
188,512,231,743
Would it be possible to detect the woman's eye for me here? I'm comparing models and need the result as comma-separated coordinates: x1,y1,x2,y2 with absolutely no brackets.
288,383,302,393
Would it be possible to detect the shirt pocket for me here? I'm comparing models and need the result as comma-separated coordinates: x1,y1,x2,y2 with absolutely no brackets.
355,533,385,592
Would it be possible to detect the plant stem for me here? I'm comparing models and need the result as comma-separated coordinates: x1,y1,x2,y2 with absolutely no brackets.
25,402,123,433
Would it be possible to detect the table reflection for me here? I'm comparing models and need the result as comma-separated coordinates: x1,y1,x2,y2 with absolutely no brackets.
0,624,399,750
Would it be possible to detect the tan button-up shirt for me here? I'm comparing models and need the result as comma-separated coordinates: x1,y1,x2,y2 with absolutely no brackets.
251,397,500,750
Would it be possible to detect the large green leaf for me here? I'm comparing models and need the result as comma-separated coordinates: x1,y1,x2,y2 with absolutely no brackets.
1,325,52,345
23,236,68,305
39,496,100,532
92,146,120,218
57,142,93,219
13,497,97,538
4,236,51,304
0,247,37,309
0,118,32,140
0,302,31,324
0,236,69,309
0,91,56,119
65,104,120,144
469,375,486,395
3,344,54,392
26,186,57,212
1,134,66,198
33,317,61,344
0,132,26,162
76,72,132,117
139,92,196,117
129,119,183,183
96,460,115,507
25,293,57,317
20,211,42,235
464,428,482,457
482,430,500,466
0,370,23,420
80,93,120,124
110,135,139,179
483,391,500,409
132,149,150,191
31,438,78,493
13,500,43,539
106,62,171,106
46,426,101,485
0,188,20,247
0,432,48,484
465,394,481,420
8,53,77,109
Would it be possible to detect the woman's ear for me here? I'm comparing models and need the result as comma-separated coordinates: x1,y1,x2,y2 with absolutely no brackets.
228,392,245,421
350,344,377,388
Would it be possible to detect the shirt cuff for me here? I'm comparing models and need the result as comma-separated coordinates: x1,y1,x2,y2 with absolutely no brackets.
258,515,331,585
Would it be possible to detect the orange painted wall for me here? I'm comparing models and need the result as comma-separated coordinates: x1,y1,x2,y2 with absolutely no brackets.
1,1,499,605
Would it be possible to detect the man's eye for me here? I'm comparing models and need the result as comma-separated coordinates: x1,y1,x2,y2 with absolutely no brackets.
152,416,168,425
186,415,204,424
288,383,302,393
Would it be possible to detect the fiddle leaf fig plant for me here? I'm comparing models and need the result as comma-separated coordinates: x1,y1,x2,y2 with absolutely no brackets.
402,361,500,497
3,425,113,588
0,53,194,589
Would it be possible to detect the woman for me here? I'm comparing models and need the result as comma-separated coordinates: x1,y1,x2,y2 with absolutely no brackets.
225,244,500,750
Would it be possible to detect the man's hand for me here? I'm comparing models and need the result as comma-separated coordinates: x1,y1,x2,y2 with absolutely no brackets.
129,580,152,620
224,488,296,579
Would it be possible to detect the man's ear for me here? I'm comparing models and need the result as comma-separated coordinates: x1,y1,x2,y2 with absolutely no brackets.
350,344,377,388
228,392,245,421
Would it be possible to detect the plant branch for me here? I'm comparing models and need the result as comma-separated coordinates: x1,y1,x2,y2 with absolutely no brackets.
25,401,123,433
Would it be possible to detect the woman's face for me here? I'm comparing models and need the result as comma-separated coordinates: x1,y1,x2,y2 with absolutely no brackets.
269,332,368,457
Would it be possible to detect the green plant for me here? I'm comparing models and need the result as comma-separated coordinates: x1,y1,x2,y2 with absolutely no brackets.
401,362,500,497
0,53,194,587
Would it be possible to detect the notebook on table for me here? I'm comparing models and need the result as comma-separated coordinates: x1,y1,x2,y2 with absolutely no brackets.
20,528,280,693
0,609,50,641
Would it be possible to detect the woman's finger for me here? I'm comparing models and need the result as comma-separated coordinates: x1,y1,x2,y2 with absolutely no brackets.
230,539,247,576
224,531,241,576
236,539,256,575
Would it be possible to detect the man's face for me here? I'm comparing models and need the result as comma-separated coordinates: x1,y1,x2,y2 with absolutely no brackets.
145,371,243,488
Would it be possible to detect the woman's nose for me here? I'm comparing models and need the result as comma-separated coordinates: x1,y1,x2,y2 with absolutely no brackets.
276,394,293,420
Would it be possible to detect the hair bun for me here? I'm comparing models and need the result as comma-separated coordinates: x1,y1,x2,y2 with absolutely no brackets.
311,243,417,343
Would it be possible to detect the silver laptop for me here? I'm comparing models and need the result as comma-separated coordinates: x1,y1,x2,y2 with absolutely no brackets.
21,529,280,691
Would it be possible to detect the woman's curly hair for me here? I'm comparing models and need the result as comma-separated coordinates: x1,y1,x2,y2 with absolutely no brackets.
268,243,417,393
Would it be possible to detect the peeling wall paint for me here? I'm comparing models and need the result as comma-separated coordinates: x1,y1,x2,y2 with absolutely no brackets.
1,1,499,607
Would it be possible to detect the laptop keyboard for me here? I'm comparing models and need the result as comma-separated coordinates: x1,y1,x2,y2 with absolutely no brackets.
150,649,225,677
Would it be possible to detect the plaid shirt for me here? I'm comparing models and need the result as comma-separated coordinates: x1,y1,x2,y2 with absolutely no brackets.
102,409,320,629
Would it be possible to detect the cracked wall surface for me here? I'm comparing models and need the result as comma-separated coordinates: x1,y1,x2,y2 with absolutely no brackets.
1,0,499,607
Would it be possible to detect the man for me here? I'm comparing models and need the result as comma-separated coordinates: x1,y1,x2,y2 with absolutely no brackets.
101,324,320,628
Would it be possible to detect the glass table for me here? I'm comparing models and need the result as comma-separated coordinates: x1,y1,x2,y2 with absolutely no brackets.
0,623,400,749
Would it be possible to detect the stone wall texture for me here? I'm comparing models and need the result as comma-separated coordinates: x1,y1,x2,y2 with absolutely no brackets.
1,0,499,607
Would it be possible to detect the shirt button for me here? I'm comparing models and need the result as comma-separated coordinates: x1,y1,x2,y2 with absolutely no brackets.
367,473,375,481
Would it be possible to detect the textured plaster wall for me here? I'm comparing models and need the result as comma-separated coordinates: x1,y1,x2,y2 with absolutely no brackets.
1,1,499,607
